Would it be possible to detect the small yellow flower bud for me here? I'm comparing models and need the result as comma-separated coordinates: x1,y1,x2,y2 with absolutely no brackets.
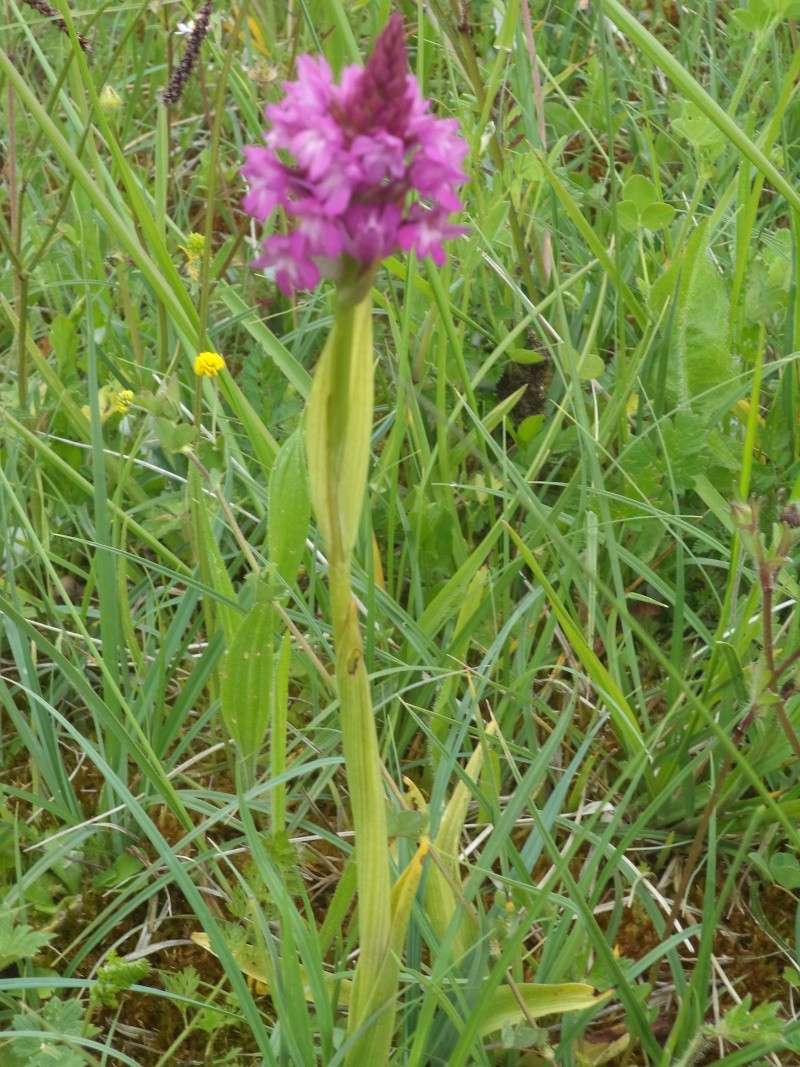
194,351,226,377
114,389,134,414
184,232,206,257
99,85,122,113
181,233,206,281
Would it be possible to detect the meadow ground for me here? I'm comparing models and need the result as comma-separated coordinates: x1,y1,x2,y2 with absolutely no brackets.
2,1,800,1064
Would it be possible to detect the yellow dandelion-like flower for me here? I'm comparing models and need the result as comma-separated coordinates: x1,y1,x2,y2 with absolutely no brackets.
114,389,134,414
194,351,226,377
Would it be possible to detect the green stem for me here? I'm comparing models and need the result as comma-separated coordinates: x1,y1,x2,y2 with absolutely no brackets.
328,552,391,1035
306,283,393,1057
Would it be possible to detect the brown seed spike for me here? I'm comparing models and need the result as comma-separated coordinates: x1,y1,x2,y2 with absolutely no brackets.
21,0,91,52
162,0,212,106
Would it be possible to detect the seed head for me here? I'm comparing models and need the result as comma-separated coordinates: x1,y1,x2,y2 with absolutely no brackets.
162,0,212,107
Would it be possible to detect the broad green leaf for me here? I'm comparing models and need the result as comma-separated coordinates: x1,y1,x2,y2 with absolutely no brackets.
769,852,800,889
617,199,640,232
623,174,658,210
517,413,544,443
92,852,145,890
648,258,680,315
618,176,673,232
508,347,545,365
578,353,605,380
668,221,733,414
50,315,79,376
268,428,311,586
640,202,675,230
731,7,764,31
155,418,195,456
672,102,727,161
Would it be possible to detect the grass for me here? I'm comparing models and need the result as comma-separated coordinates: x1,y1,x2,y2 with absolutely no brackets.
1,0,800,1064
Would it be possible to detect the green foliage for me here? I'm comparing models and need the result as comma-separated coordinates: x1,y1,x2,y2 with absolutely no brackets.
711,995,784,1044
2,0,800,1064
672,101,727,163
162,964,201,1003
668,223,734,415
618,175,675,232
732,0,800,33
219,578,276,765
0,913,51,970
90,951,151,1009
768,851,800,889
8,997,94,1067
268,427,311,585
745,230,793,324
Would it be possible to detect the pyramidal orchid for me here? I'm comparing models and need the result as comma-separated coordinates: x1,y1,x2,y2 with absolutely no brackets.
239,18,467,1064
241,13,467,296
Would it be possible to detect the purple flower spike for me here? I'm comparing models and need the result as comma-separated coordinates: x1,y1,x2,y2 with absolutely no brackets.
241,12,468,295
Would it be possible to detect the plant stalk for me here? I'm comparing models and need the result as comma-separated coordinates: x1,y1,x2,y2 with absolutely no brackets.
306,286,393,1057
328,551,391,1035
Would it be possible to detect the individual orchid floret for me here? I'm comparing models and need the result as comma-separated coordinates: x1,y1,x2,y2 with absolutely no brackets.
240,13,468,296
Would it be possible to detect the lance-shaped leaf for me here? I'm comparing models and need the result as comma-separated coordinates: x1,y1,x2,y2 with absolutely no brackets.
426,722,497,958
479,982,611,1037
347,836,430,1064
431,567,488,745
191,931,353,1005
268,428,311,586
220,580,275,763
187,464,238,646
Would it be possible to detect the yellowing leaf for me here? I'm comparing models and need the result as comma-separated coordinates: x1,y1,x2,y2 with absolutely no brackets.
425,722,497,958
479,982,611,1037
576,1030,630,1065
246,15,269,55
191,932,352,1004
